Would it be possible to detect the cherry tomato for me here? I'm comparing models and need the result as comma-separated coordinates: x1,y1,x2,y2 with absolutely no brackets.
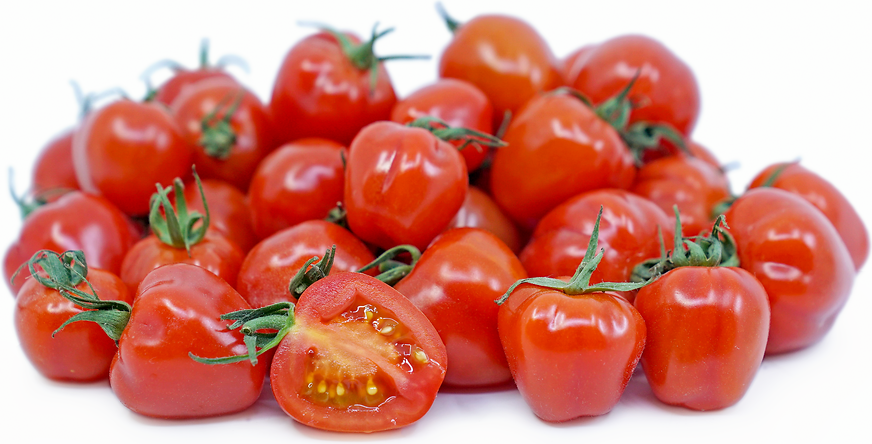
559,45,595,85
271,272,447,432
748,163,868,271
345,121,468,252
447,186,523,254
394,228,526,388
490,92,635,230
182,178,258,253
171,78,275,191
247,138,345,240
32,130,80,194
391,79,494,171
153,70,234,107
72,100,193,216
724,188,855,354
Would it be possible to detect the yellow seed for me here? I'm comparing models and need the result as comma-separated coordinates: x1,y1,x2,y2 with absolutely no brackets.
306,373,315,384
413,349,429,364
365,310,374,320
366,379,378,396
317,380,327,394
379,325,395,335
336,383,346,397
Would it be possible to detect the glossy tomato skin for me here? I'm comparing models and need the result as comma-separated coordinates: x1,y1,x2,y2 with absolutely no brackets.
32,130,80,194
72,100,193,216
271,272,447,432
568,34,700,138
439,15,561,122
498,284,645,421
248,138,345,240
4,192,139,296
634,267,770,411
153,69,235,106
183,179,258,253
390,78,494,171
270,32,396,146
394,228,526,388
110,263,267,418
345,121,468,251
15,268,131,382
724,188,855,354
559,45,595,85
237,220,375,308
631,156,731,236
490,93,635,230
748,163,868,271
171,78,275,191
448,186,523,254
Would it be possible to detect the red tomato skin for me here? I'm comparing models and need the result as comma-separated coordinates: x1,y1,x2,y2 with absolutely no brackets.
271,272,447,433
247,138,345,240
569,34,700,137
171,78,275,191
498,284,646,421
4,192,139,296
448,186,523,254
153,69,235,106
32,130,80,194
390,78,494,171
269,32,396,146
490,93,636,230
110,263,267,418
183,179,258,253
724,188,855,354
345,121,468,251
120,232,243,296
748,163,868,271
520,189,673,300
72,100,193,216
438,15,561,122
236,220,375,308
559,45,595,85
634,267,770,411
394,228,526,388
631,156,731,236
14,268,131,382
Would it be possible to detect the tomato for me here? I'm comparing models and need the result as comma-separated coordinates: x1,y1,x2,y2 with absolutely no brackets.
72,99,193,216
32,130,80,195
489,91,635,230
438,13,561,123
559,45,595,85
344,121,468,252
748,163,868,271
394,228,526,388
149,41,237,106
171,78,275,191
4,191,139,296
631,155,731,236
269,28,399,146
182,178,258,253
686,140,721,168
391,78,494,171
237,220,375,308
247,138,345,240
448,186,523,254
724,188,855,354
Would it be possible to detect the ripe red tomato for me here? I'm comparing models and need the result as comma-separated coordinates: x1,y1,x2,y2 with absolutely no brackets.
390,78,494,171
489,92,635,230
748,163,868,271
724,188,855,354
448,186,523,254
344,121,468,252
247,138,345,240
149,41,237,106
394,228,526,387
270,272,447,432
182,178,258,253
32,130,80,195
72,100,193,216
559,45,595,84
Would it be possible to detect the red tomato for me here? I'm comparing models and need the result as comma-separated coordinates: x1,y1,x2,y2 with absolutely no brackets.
345,121,468,251
394,228,526,388
748,163,868,271
72,100,193,216
247,138,345,240
447,186,523,254
686,141,721,168
271,272,447,432
489,92,635,230
559,45,595,85
153,69,234,107
171,78,275,191
182,178,258,253
391,79,494,171
438,14,561,123
635,267,770,410
237,220,375,308
724,188,855,354
111,263,267,418
32,130,80,194
270,30,397,146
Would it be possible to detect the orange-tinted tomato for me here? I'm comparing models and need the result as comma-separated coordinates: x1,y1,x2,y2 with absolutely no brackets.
448,186,523,254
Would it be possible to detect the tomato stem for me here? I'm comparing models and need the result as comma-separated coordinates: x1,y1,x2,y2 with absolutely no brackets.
199,89,244,159
149,167,211,255
288,246,336,299
190,302,296,366
436,3,461,34
407,116,507,151
356,245,422,286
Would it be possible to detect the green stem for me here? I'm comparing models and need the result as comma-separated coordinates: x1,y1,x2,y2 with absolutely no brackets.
407,116,506,150
288,246,336,299
356,245,422,286
436,3,461,33
199,89,244,160
190,302,296,366
149,167,210,255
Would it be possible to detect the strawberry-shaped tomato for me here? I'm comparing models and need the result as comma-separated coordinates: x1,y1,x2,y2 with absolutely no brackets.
32,131,79,195
748,162,868,271
14,250,131,381
448,186,523,254
182,178,258,254
147,40,239,106
394,228,526,388
497,208,647,421
247,138,345,240
724,188,855,354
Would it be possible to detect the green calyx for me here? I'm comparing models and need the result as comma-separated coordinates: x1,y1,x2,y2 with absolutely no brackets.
436,3,462,33
324,202,348,229
288,246,336,299
190,301,296,366
407,116,507,152
495,207,650,305
149,168,210,255
199,90,244,159
356,244,422,286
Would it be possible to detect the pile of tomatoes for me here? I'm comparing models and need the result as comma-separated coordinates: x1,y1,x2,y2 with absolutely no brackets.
3,4,868,437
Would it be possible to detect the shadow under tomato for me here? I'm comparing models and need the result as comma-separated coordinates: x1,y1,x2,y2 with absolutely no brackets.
438,380,517,394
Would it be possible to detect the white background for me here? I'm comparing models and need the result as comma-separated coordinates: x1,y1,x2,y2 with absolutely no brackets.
1,0,870,442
